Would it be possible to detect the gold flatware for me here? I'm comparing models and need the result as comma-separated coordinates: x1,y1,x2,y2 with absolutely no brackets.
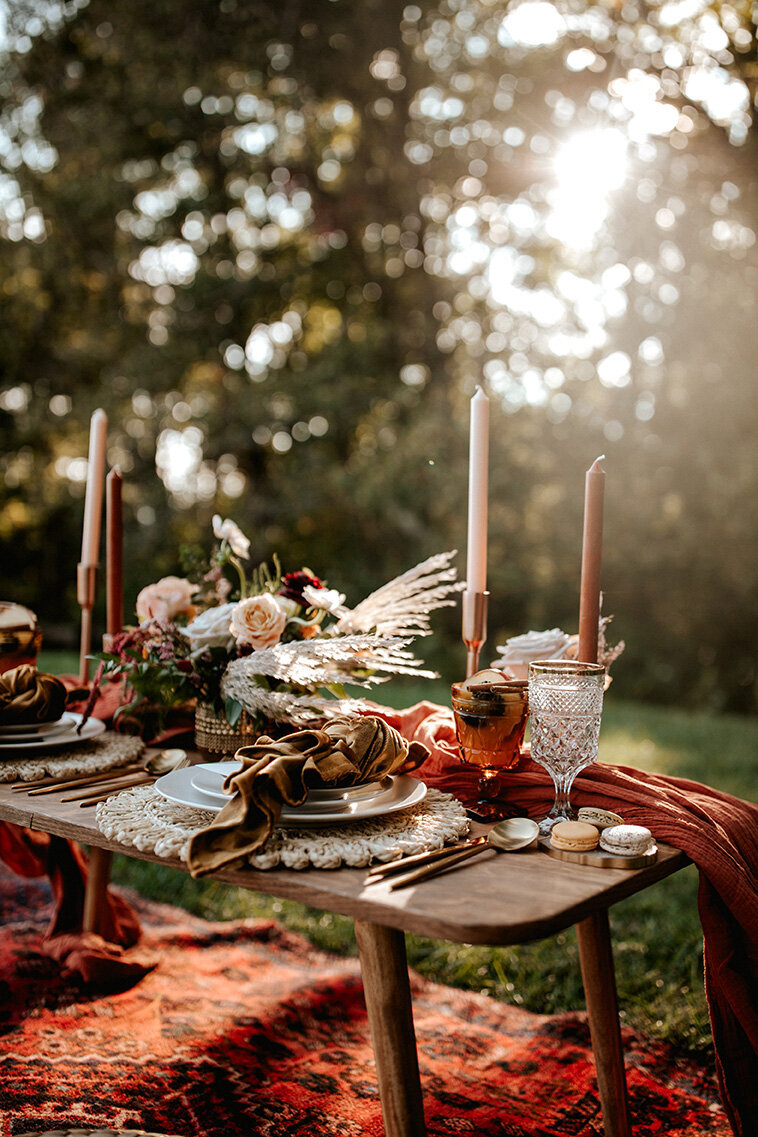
11,768,139,791
78,784,151,807
143,747,189,775
11,748,189,794
368,818,540,891
61,773,154,803
70,749,189,806
20,767,144,795
363,836,489,884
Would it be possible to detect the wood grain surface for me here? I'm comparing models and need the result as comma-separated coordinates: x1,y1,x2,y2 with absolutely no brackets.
0,778,688,945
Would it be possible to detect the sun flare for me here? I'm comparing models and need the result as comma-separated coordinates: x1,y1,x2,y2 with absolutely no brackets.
548,129,629,250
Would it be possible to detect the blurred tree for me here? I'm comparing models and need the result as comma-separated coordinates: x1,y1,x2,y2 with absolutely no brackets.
0,0,756,708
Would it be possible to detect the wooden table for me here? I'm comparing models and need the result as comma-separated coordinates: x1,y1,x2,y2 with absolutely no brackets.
0,780,688,1137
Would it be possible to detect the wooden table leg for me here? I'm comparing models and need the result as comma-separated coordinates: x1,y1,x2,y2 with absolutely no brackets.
577,909,632,1137
354,919,427,1137
82,846,113,935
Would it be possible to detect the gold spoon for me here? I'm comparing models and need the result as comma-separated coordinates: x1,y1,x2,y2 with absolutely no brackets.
73,749,192,807
368,817,540,891
143,747,190,775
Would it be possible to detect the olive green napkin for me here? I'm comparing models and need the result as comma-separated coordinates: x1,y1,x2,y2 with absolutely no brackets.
0,665,67,726
187,715,429,877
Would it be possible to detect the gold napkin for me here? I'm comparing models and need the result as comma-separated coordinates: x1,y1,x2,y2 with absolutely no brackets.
187,715,429,877
0,665,67,726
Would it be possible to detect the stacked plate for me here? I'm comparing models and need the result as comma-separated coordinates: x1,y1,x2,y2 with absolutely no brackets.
0,711,105,752
156,761,427,826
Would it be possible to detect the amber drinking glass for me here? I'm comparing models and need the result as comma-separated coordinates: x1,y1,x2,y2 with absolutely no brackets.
451,674,529,820
0,603,42,675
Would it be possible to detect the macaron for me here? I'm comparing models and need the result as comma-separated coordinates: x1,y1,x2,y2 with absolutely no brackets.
577,807,625,830
599,824,653,857
550,821,599,853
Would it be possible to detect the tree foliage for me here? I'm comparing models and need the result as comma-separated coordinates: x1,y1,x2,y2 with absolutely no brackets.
1,0,757,709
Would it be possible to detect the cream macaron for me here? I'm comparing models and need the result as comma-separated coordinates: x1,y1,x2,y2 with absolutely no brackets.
598,824,653,857
550,821,600,853
577,807,625,830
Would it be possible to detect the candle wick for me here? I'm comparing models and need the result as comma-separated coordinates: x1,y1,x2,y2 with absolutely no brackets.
589,454,606,472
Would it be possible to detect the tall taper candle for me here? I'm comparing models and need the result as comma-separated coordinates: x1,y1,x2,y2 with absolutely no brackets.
106,467,123,637
81,409,108,566
577,455,605,664
466,386,490,593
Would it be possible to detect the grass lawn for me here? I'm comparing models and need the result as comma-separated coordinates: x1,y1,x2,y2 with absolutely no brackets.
78,673,752,1059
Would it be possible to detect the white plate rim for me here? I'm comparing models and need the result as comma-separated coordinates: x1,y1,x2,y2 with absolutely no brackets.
190,765,393,809
156,767,427,825
0,713,105,751
0,711,78,741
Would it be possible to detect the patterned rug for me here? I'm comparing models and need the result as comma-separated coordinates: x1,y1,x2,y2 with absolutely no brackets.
0,864,729,1137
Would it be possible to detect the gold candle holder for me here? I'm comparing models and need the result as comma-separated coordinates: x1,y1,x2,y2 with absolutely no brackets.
461,589,489,679
77,562,99,684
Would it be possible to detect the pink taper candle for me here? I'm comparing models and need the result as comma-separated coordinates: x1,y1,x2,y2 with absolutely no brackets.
81,409,108,565
577,455,605,664
106,467,123,638
466,387,490,593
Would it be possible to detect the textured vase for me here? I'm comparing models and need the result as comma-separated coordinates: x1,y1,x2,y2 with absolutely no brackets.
194,701,256,757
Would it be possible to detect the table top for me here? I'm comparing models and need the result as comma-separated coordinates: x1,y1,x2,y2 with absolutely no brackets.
0,777,688,946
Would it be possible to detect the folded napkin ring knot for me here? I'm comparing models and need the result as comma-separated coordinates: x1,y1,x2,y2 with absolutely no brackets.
0,664,68,726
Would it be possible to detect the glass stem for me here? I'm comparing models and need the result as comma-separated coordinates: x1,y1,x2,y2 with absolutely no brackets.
478,767,501,802
549,770,578,820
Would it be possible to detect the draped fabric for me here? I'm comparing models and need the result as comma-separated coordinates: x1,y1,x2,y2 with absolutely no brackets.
377,700,758,1137
0,677,167,984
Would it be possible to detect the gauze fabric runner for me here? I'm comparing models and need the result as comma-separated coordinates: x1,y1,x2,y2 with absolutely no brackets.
187,715,429,877
374,700,758,1137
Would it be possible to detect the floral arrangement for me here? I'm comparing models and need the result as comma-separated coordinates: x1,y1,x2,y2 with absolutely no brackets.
99,516,462,735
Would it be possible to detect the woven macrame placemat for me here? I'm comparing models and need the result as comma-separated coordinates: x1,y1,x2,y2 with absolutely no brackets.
96,783,469,870
0,733,145,783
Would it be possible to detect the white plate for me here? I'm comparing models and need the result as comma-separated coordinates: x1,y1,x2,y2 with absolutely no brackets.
191,762,391,809
156,766,427,826
0,713,105,751
0,711,78,742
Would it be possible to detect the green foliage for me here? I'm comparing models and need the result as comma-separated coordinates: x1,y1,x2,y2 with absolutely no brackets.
1,0,757,713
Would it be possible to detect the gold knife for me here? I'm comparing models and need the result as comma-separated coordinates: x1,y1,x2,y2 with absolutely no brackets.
363,836,487,883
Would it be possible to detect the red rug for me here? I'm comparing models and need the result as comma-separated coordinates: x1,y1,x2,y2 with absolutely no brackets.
0,865,729,1137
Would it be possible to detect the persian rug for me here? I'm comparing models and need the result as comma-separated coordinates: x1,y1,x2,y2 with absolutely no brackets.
0,865,729,1137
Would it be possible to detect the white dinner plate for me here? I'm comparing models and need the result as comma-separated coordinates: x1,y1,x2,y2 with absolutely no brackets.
191,762,391,810
156,766,427,826
0,713,105,751
0,711,78,742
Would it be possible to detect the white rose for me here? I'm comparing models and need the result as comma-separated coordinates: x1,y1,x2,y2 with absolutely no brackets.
302,584,347,616
184,602,237,653
493,628,570,681
230,594,287,649
212,514,251,559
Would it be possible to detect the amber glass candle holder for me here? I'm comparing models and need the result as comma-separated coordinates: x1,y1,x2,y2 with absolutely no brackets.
451,675,529,821
0,603,42,675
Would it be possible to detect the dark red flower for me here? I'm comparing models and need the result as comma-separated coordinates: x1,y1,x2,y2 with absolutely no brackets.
278,570,323,606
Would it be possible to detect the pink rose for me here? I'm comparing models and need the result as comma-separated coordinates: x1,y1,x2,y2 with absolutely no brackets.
229,594,287,649
136,576,196,624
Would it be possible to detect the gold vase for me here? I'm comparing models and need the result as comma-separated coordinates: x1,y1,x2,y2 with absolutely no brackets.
194,700,256,757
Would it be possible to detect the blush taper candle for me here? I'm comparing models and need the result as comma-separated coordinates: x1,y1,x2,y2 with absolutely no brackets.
106,467,123,637
81,409,108,566
466,386,490,594
577,455,605,664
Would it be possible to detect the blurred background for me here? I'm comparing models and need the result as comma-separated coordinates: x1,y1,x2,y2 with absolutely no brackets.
1,0,756,711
